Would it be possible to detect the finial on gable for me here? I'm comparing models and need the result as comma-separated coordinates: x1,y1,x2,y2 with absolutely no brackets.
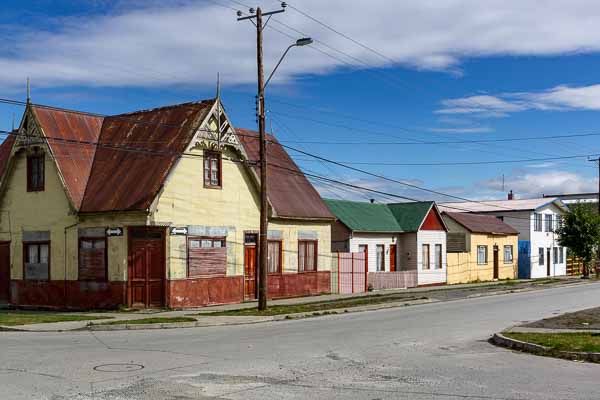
26,77,31,104
216,72,221,102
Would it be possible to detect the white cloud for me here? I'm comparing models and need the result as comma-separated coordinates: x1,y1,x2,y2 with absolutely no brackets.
438,84,600,116
478,170,598,198
4,1,600,89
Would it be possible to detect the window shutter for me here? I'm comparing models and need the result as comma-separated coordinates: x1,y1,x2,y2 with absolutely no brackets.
446,232,467,252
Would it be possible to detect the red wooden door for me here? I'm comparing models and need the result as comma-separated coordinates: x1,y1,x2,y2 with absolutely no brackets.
244,245,257,300
128,229,165,308
390,244,397,272
0,242,10,302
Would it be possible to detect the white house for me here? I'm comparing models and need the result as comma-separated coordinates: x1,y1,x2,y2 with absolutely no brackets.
326,199,448,286
439,197,569,279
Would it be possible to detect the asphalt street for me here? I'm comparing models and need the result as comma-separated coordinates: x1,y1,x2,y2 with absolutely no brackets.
1,282,599,399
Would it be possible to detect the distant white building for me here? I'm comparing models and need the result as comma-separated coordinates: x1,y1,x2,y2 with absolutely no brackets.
543,192,598,207
439,197,569,279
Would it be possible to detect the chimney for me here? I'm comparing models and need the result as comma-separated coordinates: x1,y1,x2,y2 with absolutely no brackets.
370,199,375,204
508,190,514,200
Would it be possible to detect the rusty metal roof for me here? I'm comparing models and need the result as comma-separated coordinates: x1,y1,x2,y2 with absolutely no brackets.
443,212,519,235
237,128,334,220
0,134,15,182
32,106,104,209
80,100,214,212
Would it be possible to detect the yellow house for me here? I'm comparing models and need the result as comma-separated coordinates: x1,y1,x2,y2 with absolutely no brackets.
0,96,334,309
443,212,519,284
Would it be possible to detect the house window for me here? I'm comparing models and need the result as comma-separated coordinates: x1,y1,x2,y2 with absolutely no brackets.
268,240,282,274
79,238,107,280
187,237,227,277
434,244,442,269
538,248,545,266
203,151,222,188
534,213,542,232
376,245,385,271
24,242,50,280
298,240,317,272
477,246,488,265
27,153,45,192
555,215,563,231
504,245,513,264
422,244,430,270
559,247,564,264
545,214,553,232
553,247,558,264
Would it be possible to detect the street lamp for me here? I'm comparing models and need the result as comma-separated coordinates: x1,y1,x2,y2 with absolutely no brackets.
264,37,313,89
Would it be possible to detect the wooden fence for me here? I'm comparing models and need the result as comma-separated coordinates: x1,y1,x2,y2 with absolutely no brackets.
368,271,418,290
331,251,367,294
566,256,584,275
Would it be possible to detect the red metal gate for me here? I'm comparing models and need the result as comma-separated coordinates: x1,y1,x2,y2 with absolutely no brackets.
337,251,367,294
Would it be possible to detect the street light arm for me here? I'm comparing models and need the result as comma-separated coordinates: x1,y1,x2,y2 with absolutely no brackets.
264,43,296,90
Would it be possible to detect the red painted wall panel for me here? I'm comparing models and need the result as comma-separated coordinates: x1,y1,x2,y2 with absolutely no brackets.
10,280,126,310
421,209,446,231
267,271,331,299
168,276,244,308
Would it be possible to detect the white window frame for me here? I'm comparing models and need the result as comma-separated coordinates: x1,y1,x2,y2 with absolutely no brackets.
477,245,488,265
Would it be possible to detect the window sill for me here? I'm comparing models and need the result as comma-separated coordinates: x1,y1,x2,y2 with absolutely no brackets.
203,184,222,190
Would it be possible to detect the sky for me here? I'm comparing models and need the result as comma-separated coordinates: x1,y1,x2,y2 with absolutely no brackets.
1,0,599,203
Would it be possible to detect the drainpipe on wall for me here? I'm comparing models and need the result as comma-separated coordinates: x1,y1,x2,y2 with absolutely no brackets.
64,219,79,308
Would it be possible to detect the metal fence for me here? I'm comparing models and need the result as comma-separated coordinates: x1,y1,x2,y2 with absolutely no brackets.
331,251,367,294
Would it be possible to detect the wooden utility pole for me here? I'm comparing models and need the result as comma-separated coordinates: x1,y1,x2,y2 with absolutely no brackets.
238,6,285,310
590,157,600,277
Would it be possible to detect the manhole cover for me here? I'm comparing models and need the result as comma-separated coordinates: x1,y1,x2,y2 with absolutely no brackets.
93,363,145,372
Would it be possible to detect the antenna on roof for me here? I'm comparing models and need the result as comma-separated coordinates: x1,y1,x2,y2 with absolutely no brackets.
26,77,31,104
11,113,15,131
216,72,221,102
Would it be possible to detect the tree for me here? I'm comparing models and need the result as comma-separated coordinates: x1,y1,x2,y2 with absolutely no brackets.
556,204,600,277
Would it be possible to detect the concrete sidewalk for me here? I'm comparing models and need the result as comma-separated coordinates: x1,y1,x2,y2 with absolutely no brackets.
1,276,593,332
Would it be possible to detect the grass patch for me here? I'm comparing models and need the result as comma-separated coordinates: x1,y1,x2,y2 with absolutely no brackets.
94,317,197,326
197,295,425,317
504,332,600,353
0,311,109,326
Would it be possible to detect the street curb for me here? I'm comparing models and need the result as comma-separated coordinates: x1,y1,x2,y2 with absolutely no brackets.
491,332,600,363
85,298,435,332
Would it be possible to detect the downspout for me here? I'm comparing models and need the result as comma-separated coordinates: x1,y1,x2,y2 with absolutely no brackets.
64,219,79,308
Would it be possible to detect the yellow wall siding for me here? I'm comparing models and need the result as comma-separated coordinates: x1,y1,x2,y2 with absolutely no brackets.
0,148,76,280
447,233,518,284
268,219,332,273
152,147,331,279
0,147,148,282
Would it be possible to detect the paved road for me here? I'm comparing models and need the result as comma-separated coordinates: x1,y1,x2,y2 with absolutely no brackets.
2,283,599,399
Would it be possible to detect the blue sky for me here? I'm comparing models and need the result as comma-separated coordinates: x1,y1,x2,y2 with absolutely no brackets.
1,0,599,202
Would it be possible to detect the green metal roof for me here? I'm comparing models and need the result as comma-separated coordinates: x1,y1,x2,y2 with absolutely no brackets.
387,201,434,232
324,199,402,232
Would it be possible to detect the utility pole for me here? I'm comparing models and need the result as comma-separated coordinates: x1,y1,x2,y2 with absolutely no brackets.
590,157,600,278
238,5,286,310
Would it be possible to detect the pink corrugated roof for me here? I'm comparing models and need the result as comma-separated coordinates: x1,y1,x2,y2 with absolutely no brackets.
443,212,519,235
237,128,334,220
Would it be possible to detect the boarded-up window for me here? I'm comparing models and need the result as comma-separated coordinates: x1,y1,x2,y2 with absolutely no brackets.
298,240,317,272
27,154,45,192
79,238,107,280
446,232,467,252
268,240,282,274
24,242,49,280
187,237,226,277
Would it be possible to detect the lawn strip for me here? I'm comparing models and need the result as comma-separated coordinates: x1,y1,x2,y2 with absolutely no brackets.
504,332,600,353
0,311,111,326
198,295,426,317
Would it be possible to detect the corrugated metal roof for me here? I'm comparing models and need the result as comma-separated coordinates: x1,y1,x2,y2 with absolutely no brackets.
0,135,15,181
238,129,334,220
387,201,434,232
32,107,103,208
80,100,214,212
438,198,568,213
324,199,401,232
443,212,519,235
